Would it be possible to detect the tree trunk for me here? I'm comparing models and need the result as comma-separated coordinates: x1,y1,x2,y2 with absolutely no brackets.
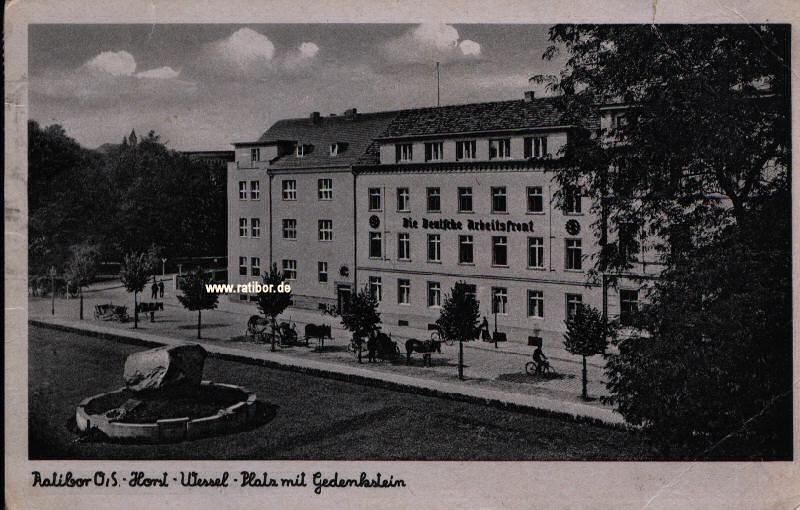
458,340,464,380
197,309,202,339
133,290,138,329
582,355,588,400
79,288,84,320
271,318,276,352
358,338,363,364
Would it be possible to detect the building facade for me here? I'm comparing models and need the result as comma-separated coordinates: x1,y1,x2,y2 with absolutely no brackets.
228,94,655,349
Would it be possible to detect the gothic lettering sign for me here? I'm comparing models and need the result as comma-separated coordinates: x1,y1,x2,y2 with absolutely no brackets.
401,217,535,233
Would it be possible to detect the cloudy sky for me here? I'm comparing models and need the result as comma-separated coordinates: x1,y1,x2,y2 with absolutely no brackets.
30,24,565,151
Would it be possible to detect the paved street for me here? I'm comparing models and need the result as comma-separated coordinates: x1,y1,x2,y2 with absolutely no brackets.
29,275,613,410
29,327,651,460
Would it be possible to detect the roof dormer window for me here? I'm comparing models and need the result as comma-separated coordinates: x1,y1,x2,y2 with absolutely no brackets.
329,142,347,156
296,143,312,157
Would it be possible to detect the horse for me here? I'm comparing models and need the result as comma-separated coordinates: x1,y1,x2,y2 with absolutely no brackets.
405,338,442,366
305,323,331,349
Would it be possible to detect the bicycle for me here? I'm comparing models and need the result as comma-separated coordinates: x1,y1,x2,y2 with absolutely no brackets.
525,358,552,376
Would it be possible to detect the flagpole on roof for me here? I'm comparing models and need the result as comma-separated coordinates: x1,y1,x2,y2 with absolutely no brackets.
436,61,440,107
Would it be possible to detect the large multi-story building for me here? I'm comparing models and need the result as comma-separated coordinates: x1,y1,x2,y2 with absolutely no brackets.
228,92,655,349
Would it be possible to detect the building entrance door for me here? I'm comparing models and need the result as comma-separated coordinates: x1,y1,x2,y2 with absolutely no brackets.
337,285,352,314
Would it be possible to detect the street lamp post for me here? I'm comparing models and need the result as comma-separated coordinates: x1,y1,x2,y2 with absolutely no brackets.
49,265,56,316
161,258,167,276
493,296,499,349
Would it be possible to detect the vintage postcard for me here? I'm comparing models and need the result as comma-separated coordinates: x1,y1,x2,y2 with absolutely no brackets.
5,0,800,508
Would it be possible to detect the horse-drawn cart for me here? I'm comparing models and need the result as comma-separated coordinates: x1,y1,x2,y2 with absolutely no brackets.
94,303,129,322
245,316,306,347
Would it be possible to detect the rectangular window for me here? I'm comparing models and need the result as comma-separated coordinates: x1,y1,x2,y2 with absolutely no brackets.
426,187,441,212
238,181,248,200
427,281,441,308
239,256,248,276
250,180,260,200
528,290,544,318
528,237,544,268
524,136,548,158
425,142,444,161
458,187,473,212
565,239,583,270
566,293,583,319
369,232,382,259
397,233,410,260
618,222,638,261
368,187,382,211
398,279,411,304
251,257,260,277
318,261,328,283
282,259,297,280
396,143,413,162
369,276,382,302
489,138,511,160
491,187,507,213
282,219,297,240
251,148,261,162
565,187,582,214
427,234,441,262
318,219,333,241
318,178,333,200
397,188,410,212
456,140,476,160
492,287,508,314
239,218,248,237
251,218,261,238
492,236,508,266
282,180,297,201
459,235,474,264
463,284,477,301
620,289,639,326
527,186,543,213
296,144,310,157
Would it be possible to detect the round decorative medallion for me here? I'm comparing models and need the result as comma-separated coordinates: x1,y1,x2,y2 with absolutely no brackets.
566,219,581,236
369,215,380,229
339,265,350,277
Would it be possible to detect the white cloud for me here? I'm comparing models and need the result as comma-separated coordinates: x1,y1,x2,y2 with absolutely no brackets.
382,24,482,64
412,23,460,51
459,39,481,57
280,41,321,72
85,51,137,76
135,66,180,80
35,52,191,103
299,42,319,59
204,28,276,75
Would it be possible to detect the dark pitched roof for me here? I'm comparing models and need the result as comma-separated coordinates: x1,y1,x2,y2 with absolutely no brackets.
377,96,593,139
247,95,596,168
253,112,398,169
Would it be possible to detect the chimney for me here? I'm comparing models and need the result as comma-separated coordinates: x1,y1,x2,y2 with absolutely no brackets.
310,111,321,124
524,90,536,102
344,108,358,120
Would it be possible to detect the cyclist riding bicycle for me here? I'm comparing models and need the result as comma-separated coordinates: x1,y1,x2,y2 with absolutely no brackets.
532,346,550,374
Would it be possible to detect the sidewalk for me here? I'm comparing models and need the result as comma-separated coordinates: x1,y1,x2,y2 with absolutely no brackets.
28,278,623,426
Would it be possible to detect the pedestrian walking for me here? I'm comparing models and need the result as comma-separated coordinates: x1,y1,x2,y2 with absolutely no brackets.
151,281,158,300
158,280,164,298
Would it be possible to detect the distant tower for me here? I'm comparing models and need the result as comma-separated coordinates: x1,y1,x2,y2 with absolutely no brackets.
128,129,138,146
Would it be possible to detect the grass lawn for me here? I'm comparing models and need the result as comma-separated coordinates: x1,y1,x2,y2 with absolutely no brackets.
29,326,657,460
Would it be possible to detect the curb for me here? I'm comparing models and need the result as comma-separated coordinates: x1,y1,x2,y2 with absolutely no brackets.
30,319,627,430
